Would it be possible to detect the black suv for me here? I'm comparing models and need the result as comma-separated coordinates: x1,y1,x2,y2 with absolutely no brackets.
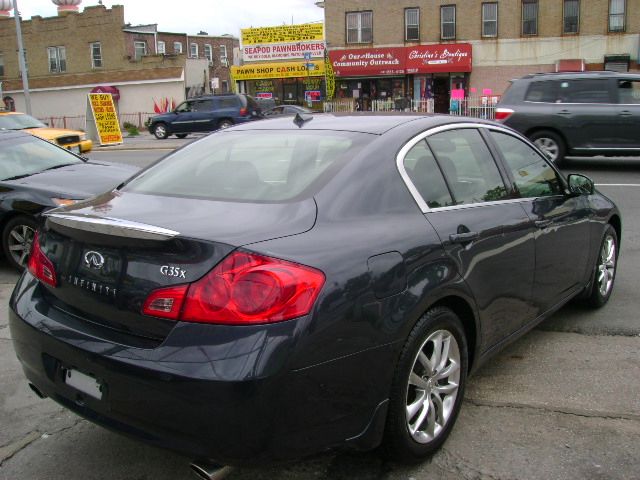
496,71,640,164
148,94,262,139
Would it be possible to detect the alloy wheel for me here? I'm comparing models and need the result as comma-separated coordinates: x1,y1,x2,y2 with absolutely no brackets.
406,329,461,444
8,224,35,267
598,234,616,297
534,137,559,162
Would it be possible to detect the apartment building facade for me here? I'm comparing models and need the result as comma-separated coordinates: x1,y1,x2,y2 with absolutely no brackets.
323,0,639,111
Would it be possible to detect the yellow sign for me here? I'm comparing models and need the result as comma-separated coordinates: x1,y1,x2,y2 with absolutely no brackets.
241,23,324,46
87,93,123,145
231,61,325,81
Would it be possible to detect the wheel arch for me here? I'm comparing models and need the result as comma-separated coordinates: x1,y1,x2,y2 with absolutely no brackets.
608,214,622,249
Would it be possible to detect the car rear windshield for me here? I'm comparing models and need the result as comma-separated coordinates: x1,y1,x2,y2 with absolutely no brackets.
0,135,82,181
122,130,371,202
0,114,47,130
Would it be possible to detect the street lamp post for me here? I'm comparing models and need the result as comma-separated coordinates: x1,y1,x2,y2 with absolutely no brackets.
13,0,32,115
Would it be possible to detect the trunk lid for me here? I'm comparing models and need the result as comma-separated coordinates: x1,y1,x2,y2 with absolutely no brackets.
39,191,317,343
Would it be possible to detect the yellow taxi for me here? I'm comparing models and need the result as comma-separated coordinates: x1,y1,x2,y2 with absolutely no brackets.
0,111,93,154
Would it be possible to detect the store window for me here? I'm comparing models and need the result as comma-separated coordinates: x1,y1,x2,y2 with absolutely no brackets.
134,41,147,60
482,3,498,37
563,0,579,33
157,41,166,55
522,0,538,35
47,46,66,73
190,43,198,58
405,8,420,41
346,11,373,44
90,42,102,68
204,44,213,62
174,42,183,54
440,5,456,40
609,0,625,32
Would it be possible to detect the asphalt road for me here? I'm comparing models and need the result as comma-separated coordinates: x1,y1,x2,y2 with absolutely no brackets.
1,147,639,480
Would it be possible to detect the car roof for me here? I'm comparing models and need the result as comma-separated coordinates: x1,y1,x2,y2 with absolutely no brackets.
0,129,36,140
230,112,499,135
518,71,640,81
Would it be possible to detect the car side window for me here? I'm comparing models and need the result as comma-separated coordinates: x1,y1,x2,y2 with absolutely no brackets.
175,101,191,113
194,100,214,111
617,80,640,104
404,140,454,209
426,129,508,205
557,79,611,104
525,81,558,103
219,98,238,109
489,131,562,198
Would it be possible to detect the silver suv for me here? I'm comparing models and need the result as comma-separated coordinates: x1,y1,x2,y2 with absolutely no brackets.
496,71,640,165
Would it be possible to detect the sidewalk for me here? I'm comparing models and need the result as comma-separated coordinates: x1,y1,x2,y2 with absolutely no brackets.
97,131,204,151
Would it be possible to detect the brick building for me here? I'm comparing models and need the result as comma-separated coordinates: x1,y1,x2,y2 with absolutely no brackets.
0,1,238,120
322,0,639,111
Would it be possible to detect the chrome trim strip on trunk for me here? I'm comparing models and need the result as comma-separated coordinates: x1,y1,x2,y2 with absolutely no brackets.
45,213,180,241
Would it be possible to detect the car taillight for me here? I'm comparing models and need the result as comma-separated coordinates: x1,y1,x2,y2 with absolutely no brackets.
27,231,57,287
495,108,514,121
239,107,248,116
142,251,325,325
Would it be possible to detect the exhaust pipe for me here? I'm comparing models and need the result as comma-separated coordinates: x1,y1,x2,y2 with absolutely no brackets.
190,461,233,480
28,383,47,399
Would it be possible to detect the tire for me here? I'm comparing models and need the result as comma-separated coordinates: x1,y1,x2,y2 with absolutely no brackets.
218,119,233,129
383,306,468,463
175,133,188,139
2,215,37,271
530,130,566,166
153,123,169,140
583,225,618,308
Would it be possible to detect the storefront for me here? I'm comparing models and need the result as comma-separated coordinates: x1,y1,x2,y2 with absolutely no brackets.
233,23,327,107
329,43,472,113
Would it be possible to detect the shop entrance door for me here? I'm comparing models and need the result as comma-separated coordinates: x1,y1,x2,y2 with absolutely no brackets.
433,77,450,113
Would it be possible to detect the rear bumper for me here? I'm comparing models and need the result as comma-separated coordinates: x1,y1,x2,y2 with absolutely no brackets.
9,273,391,464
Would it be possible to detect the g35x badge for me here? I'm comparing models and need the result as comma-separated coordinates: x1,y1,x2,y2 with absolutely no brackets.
160,265,187,279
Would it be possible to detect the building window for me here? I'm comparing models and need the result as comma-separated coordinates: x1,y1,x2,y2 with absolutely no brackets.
90,42,102,68
190,43,198,58
174,42,183,54
405,8,419,41
482,3,498,37
0,53,4,77
346,11,373,44
609,0,626,32
222,80,229,92
47,46,66,73
440,5,456,40
522,0,538,35
220,45,228,65
134,41,147,60
157,41,166,54
563,0,579,33
204,44,212,62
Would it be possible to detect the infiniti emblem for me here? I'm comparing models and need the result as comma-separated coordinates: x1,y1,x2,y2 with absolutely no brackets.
84,251,105,270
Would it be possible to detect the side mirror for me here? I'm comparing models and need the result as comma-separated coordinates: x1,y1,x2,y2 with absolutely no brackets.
567,173,594,195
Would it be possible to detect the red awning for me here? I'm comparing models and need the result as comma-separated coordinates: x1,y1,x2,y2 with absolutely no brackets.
555,59,585,72
406,43,472,73
329,47,406,77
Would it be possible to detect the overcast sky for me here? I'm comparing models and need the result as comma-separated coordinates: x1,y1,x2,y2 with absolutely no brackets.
15,0,324,37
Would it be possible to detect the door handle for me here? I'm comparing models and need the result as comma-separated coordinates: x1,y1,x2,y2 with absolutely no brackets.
619,110,633,117
557,110,572,115
449,231,479,243
535,219,552,229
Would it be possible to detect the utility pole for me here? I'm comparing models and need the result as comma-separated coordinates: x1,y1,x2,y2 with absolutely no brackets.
13,0,32,115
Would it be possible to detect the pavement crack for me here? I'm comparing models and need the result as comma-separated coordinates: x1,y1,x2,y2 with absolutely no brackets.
0,418,85,466
465,398,640,422
434,447,506,480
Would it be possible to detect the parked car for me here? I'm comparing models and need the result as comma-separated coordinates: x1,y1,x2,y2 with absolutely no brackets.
0,130,137,270
496,71,640,165
263,105,313,117
0,111,93,154
10,114,620,473
148,93,262,139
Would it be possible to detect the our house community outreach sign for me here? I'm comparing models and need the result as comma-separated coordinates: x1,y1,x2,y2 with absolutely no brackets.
86,93,123,146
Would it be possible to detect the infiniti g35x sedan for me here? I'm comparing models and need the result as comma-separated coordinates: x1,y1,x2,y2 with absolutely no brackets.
10,114,620,468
